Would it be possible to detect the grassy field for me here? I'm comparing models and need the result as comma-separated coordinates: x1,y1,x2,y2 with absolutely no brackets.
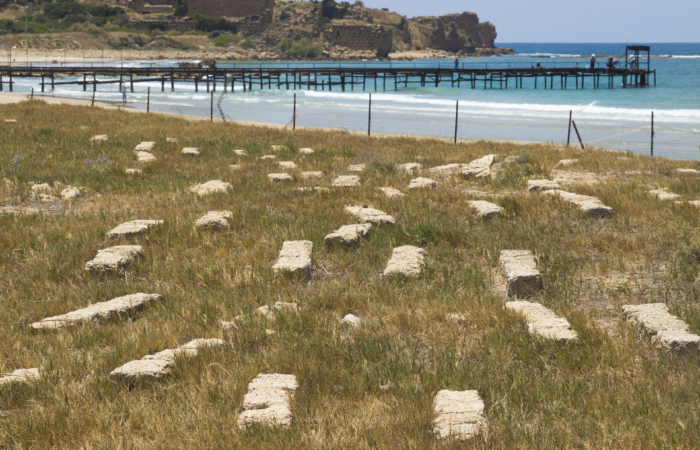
2,100,700,448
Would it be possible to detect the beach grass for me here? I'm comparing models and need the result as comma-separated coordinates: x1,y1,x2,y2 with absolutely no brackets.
1,100,700,448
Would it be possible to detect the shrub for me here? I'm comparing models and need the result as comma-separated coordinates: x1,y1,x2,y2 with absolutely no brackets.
193,14,235,32
63,13,86,26
239,39,254,49
276,38,320,58
212,34,242,47
173,0,188,17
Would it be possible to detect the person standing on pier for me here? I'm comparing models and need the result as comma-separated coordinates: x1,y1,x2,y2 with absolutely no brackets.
454,57,459,69
120,82,127,104
590,54,596,69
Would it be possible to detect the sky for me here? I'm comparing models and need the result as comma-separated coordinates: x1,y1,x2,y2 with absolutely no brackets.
357,0,699,43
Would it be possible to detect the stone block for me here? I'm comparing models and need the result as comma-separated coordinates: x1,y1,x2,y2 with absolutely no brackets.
622,303,700,353
432,390,486,440
269,173,293,183
237,373,299,428
429,163,461,175
332,175,360,187
398,162,422,172
299,148,314,154
134,142,155,152
166,137,178,143
301,171,324,179
383,246,426,278
272,241,313,276
261,155,277,160
545,190,613,218
189,180,231,196
61,186,81,200
85,245,144,273
137,151,156,163
31,293,162,330
181,147,200,156
0,368,40,385
325,223,372,247
279,161,297,169
461,155,497,178
408,177,437,190
195,211,233,230
499,250,543,298
379,187,405,198
341,313,365,327
234,149,248,156
345,206,395,226
347,164,366,172
527,179,561,193
649,189,680,201
106,220,163,239
125,169,141,175
467,201,503,219
90,135,108,142
558,159,579,166
506,301,577,342
257,302,299,319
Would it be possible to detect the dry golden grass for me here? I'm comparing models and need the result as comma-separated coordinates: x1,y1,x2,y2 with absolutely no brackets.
2,101,700,448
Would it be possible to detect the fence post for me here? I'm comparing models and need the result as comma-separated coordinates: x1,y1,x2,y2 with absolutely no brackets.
30,87,33,99
147,87,150,113
454,100,459,144
210,91,213,122
368,93,372,137
572,120,585,150
293,93,296,131
567,110,572,146
650,111,654,157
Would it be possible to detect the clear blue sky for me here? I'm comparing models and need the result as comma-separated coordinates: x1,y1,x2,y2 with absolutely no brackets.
358,0,699,43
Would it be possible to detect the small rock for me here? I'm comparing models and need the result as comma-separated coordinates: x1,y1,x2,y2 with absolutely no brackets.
61,186,81,200
383,246,426,278
261,155,277,160
5,119,17,124
230,164,241,170
125,169,141,175
90,135,108,142
195,211,233,230
325,223,372,247
408,177,436,190
181,147,200,156
429,163,461,175
268,173,293,183
166,137,178,143
31,183,52,194
296,187,330,193
299,148,314,154
676,168,699,175
189,180,231,196
341,314,365,327
258,302,299,318
446,313,467,324
527,179,561,193
272,241,313,276
558,159,579,166
271,145,286,151
332,175,360,187
545,190,613,218
36,194,58,203
234,149,248,156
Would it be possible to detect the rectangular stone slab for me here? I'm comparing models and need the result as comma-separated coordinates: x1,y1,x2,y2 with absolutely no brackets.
383,246,426,278
506,301,577,342
110,338,223,385
325,223,372,247
238,373,298,428
106,220,163,239
272,241,313,276
432,389,486,440
30,293,162,330
499,250,543,298
461,154,497,179
546,190,613,219
0,368,40,385
467,201,503,219
345,206,395,226
85,245,144,273
622,303,700,353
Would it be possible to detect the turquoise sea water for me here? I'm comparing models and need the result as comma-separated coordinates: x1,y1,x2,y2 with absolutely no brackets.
8,42,700,158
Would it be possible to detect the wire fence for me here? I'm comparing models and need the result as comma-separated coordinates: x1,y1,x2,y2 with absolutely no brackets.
28,85,700,160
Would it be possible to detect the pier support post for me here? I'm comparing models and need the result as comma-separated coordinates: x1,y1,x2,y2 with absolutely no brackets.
651,111,654,156
210,90,213,122
454,100,459,144
147,87,150,113
567,110,572,146
171,68,174,91
368,93,371,137
293,93,296,131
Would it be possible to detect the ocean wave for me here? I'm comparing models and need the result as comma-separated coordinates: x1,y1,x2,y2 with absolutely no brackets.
671,55,700,59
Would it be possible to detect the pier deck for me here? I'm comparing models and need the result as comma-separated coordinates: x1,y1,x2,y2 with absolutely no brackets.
0,65,656,93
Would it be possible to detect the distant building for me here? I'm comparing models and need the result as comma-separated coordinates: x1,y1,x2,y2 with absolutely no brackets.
130,0,273,18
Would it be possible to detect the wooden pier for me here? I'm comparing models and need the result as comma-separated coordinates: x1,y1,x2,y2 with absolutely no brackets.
0,64,656,94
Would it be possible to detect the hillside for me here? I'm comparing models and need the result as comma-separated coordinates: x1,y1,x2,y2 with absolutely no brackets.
0,0,515,60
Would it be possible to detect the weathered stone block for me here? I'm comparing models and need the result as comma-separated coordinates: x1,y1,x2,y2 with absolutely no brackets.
622,303,700,353
345,206,395,226
272,241,313,276
432,389,486,440
106,220,163,239
85,245,144,273
189,180,231,196
325,223,372,247
408,177,437,190
506,301,577,342
499,250,543,298
195,211,233,230
468,200,503,219
383,246,426,278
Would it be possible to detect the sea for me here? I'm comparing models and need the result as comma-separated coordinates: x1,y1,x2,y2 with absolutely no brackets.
7,42,700,159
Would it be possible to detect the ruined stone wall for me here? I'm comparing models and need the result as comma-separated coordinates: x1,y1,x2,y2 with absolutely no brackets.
187,0,273,19
326,22,392,57
414,12,497,51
